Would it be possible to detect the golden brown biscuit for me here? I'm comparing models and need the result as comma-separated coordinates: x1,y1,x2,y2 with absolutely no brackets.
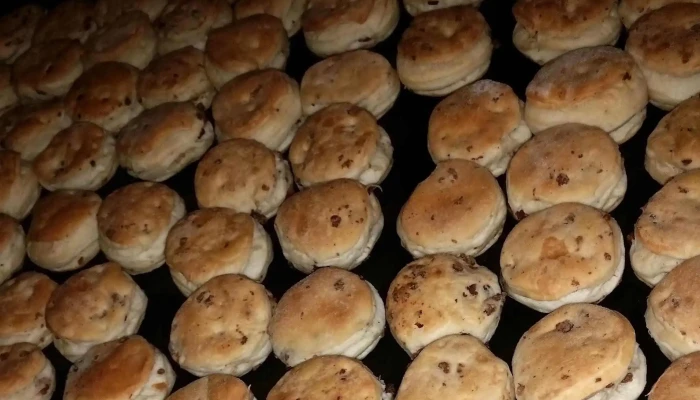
233,0,308,36
0,215,24,285
0,66,17,118
619,0,700,27
0,343,54,400
0,5,44,64
95,0,168,26
0,150,40,220
167,375,253,400
403,0,482,15
0,100,72,161
155,0,233,55
32,0,97,44
0,272,56,348
649,352,700,400
84,10,157,69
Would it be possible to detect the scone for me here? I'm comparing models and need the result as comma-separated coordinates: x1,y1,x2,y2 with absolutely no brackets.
301,0,399,57
397,159,506,257
0,66,17,117
300,50,400,118
165,208,273,295
626,3,700,110
0,150,40,220
45,263,148,361
117,102,214,182
397,6,492,96
212,69,302,151
204,15,289,90
64,336,175,400
289,103,393,187
501,203,625,313
428,79,531,176
167,375,253,400
32,0,97,44
0,343,55,400
630,170,700,286
269,268,385,366
170,274,274,376
274,179,383,272
0,272,57,348
84,10,157,69
0,215,24,284
98,182,186,274
0,5,44,64
513,0,622,64
95,0,168,26
506,124,627,218
619,0,700,27
524,46,648,143
64,62,143,133
649,352,700,399
27,190,101,272
155,0,233,55
386,254,504,356
403,0,483,15
0,100,72,161
513,304,646,400
195,139,292,219
233,0,308,36
33,122,117,191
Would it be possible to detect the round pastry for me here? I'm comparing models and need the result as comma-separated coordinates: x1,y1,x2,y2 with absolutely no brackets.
0,100,72,161
506,123,627,218
649,352,700,400
84,10,157,69
268,356,390,400
64,335,175,400
33,122,117,192
137,46,216,110
403,0,483,15
0,150,40,220
98,182,186,274
45,263,148,362
501,203,625,313
204,15,289,90
32,0,96,44
195,139,292,219
0,272,56,348
428,79,531,176
619,0,700,27
269,268,384,366
301,0,400,57
64,62,143,133
12,39,84,102
170,274,274,376
631,170,700,286
274,179,383,272
397,159,506,257
300,50,400,118
0,215,24,285
0,5,44,64
289,103,393,187
524,46,648,143
512,0,622,65
167,374,253,400
233,0,308,36
155,0,233,56
0,343,55,400
212,69,302,151
386,254,504,356
117,102,214,182
397,6,492,96
513,304,646,400
165,208,273,296
396,335,514,400
0,66,17,117
95,0,169,26
26,190,101,272
626,3,700,110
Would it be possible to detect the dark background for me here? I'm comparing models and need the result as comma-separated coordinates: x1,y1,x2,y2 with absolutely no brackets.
3,0,669,399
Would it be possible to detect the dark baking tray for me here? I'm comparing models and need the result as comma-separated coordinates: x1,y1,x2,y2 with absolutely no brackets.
2,1,668,399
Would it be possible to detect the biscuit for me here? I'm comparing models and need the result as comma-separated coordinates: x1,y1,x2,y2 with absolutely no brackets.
619,0,700,27
167,374,253,400
525,46,648,143
0,100,72,161
204,15,289,90
0,5,44,64
386,254,504,356
301,50,400,118
95,0,168,26
397,159,506,257
0,215,24,285
32,0,97,44
428,80,531,176
0,67,17,119
45,263,148,362
84,11,157,69
0,343,55,400
649,352,700,400
165,208,273,296
506,123,627,217
212,69,302,151
233,0,308,36
269,268,385,366
397,6,492,96
155,0,233,55
289,103,393,187
0,272,57,348
0,150,40,220
170,275,274,376
403,0,483,15
274,179,383,272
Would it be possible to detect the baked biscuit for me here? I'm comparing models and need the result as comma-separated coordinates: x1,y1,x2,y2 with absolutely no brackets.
155,0,233,55
397,6,492,96
33,0,96,44
84,11,157,69
204,15,289,90
386,254,504,356
0,272,56,348
289,103,393,187
0,150,40,220
0,5,44,64
0,343,55,400
212,69,302,151
403,0,482,15
300,50,400,118
117,102,214,182
45,263,148,361
165,208,273,295
506,124,627,218
167,375,253,400
525,46,648,143
397,159,506,257
619,0,700,27
0,66,17,118
649,352,700,400
95,0,168,26
233,0,308,36
0,215,24,284
428,80,531,176
0,100,72,161
274,179,383,272
270,268,384,366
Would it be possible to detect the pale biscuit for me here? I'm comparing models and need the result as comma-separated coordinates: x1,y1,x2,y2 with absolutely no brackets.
233,0,308,36
155,0,233,55
403,0,483,15
0,343,55,400
32,0,96,44
0,150,40,220
0,5,44,64
95,0,169,26
0,100,72,161
0,67,17,118
0,272,57,348
84,10,157,69
167,374,253,400
0,215,24,285
649,352,700,400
